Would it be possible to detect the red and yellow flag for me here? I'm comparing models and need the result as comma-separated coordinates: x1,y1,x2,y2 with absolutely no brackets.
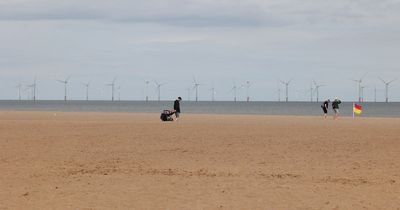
353,103,363,115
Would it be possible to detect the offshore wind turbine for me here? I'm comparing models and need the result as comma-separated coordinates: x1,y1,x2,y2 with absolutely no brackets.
306,82,314,102
313,80,325,102
277,88,282,102
83,82,90,101
245,81,252,102
106,78,117,101
57,76,71,101
352,73,367,102
280,79,292,102
23,86,31,100
378,77,396,103
193,77,203,102
229,81,243,102
360,85,367,102
16,83,22,101
155,80,166,102
117,86,121,101
209,86,217,102
276,81,282,102
27,77,37,101
145,80,150,101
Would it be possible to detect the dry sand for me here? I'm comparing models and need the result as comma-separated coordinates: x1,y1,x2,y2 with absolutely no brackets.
0,111,399,210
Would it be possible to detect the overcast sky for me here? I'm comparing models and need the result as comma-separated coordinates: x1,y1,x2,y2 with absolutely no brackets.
1,0,399,101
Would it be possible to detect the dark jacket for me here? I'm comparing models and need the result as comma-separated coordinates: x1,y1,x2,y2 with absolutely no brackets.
174,100,181,113
322,100,329,109
332,100,341,109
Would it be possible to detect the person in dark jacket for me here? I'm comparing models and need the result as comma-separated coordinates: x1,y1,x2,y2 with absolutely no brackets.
173,97,182,120
321,99,330,118
332,97,342,120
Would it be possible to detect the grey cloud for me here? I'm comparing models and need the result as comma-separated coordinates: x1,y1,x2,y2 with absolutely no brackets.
1,0,398,27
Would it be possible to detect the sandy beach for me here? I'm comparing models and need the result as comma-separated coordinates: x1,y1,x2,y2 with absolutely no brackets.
0,111,399,210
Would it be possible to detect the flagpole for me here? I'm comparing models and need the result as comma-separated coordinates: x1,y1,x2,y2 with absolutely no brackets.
352,102,355,118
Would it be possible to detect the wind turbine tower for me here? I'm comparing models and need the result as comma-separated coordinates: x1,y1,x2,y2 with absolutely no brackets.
245,81,251,102
308,83,314,102
193,77,203,102
155,81,166,102
229,82,243,102
83,82,90,101
352,74,367,102
280,79,292,102
277,88,281,102
27,77,37,101
117,86,121,101
360,85,367,102
313,80,325,102
379,77,396,103
106,78,117,101
209,86,216,102
16,83,22,101
276,81,282,102
145,81,150,102
57,76,71,101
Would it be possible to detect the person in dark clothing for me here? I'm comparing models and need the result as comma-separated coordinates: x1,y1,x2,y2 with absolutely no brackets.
173,97,182,120
332,97,342,120
321,99,330,118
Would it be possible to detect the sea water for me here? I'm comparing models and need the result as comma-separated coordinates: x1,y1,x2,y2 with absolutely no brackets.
0,100,399,118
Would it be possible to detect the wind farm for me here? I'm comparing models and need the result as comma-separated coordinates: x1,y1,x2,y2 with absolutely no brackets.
3,74,399,102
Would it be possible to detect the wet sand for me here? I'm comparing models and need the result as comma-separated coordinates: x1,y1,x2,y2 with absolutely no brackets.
0,111,399,210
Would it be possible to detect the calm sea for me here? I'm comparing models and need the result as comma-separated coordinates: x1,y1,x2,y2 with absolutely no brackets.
0,100,399,118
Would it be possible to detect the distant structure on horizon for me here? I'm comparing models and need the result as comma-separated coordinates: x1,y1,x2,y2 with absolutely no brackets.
313,80,325,102
280,79,292,102
245,81,251,102
155,80,166,102
352,74,367,103
83,82,90,101
106,78,117,102
145,80,150,102
57,76,71,101
229,81,243,102
379,77,396,103
192,77,203,102
6,75,400,102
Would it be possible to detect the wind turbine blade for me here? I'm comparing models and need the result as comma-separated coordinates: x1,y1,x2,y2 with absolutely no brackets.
57,79,65,83
313,80,318,86
360,73,368,80
378,77,386,84
388,78,397,84
66,75,72,82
